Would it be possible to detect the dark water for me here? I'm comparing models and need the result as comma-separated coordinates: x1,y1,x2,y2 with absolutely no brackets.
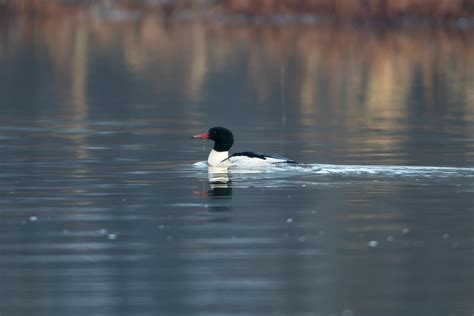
0,14,473,316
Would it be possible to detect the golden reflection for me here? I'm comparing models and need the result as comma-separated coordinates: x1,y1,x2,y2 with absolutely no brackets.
186,22,208,101
1,13,472,142
28,15,91,173
71,22,88,120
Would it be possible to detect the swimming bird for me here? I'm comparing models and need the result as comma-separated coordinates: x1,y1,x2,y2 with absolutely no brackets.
192,127,297,167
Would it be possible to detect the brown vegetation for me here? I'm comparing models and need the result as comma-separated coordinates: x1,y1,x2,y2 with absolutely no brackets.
214,0,474,20
1,0,473,22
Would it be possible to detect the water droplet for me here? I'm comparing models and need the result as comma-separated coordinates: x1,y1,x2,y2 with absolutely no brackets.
443,233,450,240
286,218,293,223
29,216,38,222
287,195,292,198
368,240,378,248
166,235,173,241
99,229,107,235
387,235,394,242
158,225,165,230
402,228,410,234
298,236,306,242
107,233,117,240
311,210,317,214
122,198,126,202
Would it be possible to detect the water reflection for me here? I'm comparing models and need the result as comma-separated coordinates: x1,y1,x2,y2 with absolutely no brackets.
193,166,233,215
207,166,232,197
208,166,230,185
1,16,473,115
1,10,473,316
1,14,473,170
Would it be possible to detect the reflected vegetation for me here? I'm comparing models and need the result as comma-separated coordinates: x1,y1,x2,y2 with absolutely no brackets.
1,14,473,115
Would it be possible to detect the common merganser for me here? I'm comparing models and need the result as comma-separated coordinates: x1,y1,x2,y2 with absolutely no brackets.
192,127,297,167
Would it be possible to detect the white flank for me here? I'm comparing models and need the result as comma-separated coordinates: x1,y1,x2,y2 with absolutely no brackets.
228,155,289,167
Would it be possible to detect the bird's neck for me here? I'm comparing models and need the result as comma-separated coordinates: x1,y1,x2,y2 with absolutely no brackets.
208,149,229,167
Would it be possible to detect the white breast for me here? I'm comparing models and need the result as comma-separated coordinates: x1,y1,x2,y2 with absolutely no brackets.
207,150,230,167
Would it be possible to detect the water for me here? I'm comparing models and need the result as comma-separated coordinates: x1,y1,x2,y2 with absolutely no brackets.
1,13,473,316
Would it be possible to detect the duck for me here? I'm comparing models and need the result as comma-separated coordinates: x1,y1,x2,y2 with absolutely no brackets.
192,127,297,167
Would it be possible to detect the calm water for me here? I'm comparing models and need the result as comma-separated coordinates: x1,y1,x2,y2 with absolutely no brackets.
0,13,473,316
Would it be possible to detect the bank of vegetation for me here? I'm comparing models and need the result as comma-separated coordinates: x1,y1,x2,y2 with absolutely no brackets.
1,0,473,26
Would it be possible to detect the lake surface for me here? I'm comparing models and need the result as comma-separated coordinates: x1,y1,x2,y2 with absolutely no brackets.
0,13,473,316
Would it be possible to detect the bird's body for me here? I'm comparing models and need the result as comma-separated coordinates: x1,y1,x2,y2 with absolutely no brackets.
192,127,296,167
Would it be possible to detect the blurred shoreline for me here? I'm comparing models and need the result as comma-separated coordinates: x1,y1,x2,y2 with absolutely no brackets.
1,0,473,28
0,0,473,165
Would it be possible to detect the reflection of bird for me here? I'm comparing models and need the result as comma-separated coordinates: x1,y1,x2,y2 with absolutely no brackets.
207,166,232,197
208,166,230,184
192,127,297,167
